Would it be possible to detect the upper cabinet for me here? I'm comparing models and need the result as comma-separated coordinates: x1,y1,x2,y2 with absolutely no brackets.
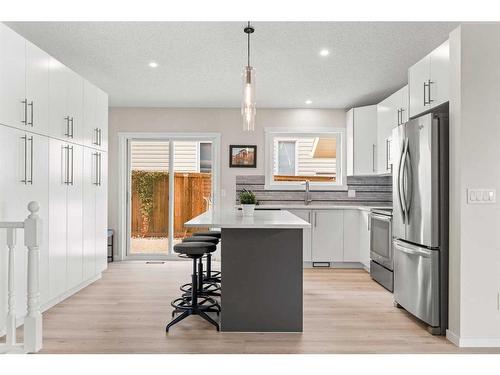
0,24,26,129
346,105,378,176
376,85,408,173
408,40,449,118
1,23,107,149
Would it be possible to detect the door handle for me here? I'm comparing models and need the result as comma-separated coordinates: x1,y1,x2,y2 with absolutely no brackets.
314,211,317,228
63,145,70,185
21,99,28,125
403,143,413,218
21,135,28,184
394,241,431,258
28,101,34,126
397,138,408,223
98,128,102,146
93,128,99,145
308,211,311,224
98,152,102,186
385,138,390,171
70,146,74,186
423,82,428,105
400,108,405,124
70,117,74,138
397,109,401,125
427,79,434,104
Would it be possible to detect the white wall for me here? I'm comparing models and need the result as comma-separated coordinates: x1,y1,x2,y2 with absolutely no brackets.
448,24,500,347
108,108,346,241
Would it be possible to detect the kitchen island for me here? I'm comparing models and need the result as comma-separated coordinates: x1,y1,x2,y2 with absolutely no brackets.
185,209,310,332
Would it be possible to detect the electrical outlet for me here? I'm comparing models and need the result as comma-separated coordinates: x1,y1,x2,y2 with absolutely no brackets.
348,189,356,198
467,188,496,204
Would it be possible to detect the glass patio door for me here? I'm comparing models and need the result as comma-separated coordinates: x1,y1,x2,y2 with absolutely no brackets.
127,138,213,257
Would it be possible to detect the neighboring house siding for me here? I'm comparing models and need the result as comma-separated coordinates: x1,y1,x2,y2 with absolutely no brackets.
131,141,199,172
273,138,336,176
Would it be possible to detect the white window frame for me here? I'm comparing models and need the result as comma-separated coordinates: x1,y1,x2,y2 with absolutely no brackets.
264,127,347,191
274,139,299,176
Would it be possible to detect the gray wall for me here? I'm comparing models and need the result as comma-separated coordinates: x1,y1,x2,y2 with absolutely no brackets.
236,175,392,206
448,24,500,346
108,107,346,240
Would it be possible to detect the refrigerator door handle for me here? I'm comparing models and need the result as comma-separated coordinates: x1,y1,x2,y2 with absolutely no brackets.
403,143,413,218
394,240,432,258
397,138,408,223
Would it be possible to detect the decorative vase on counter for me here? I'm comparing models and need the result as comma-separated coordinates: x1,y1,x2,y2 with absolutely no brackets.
241,204,256,216
239,189,257,217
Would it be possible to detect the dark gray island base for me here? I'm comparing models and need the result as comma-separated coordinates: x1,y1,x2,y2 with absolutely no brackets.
220,228,303,332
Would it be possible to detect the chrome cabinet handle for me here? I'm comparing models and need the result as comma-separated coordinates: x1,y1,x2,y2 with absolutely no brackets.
70,117,74,138
93,128,99,145
397,108,401,125
98,128,102,146
314,211,317,228
308,211,311,223
28,101,34,126
385,138,390,172
98,152,102,186
93,152,99,185
21,99,28,125
63,145,70,184
423,82,428,105
21,135,28,184
28,136,33,184
427,79,434,104
70,146,74,186
64,116,71,137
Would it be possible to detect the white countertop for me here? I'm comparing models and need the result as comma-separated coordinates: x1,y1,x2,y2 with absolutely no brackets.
249,204,392,212
185,208,311,229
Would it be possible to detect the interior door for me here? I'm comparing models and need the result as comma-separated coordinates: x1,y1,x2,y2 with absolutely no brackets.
405,114,440,248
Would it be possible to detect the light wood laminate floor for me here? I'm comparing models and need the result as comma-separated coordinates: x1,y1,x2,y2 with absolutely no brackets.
37,261,499,354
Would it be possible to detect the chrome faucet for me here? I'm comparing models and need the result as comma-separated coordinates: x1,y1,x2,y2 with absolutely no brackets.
304,180,312,205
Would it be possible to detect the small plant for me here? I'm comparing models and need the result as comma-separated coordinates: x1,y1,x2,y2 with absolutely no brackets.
239,189,257,205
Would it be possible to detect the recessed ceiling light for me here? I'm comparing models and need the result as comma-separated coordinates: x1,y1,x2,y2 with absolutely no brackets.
305,100,313,105
148,61,159,68
319,49,330,57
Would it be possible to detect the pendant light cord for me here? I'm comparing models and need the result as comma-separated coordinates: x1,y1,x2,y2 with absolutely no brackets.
247,21,251,67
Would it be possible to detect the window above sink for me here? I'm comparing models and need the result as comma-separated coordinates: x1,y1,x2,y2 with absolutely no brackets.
264,128,346,191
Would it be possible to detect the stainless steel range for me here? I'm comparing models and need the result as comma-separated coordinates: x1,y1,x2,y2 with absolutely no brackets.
370,208,394,292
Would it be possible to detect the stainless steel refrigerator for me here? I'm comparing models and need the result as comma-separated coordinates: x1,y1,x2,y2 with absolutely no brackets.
392,107,449,335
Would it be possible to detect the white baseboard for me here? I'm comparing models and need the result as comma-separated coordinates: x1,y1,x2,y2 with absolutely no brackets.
447,329,500,347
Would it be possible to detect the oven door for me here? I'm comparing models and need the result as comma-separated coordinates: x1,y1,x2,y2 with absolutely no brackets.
370,213,393,270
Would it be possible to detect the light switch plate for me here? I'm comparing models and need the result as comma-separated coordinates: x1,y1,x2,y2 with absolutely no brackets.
348,189,356,198
467,188,496,204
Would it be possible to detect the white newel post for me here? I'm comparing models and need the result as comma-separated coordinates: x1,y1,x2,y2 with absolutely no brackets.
23,201,42,353
6,228,17,347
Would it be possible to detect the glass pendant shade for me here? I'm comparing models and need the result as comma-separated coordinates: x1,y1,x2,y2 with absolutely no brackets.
242,65,256,131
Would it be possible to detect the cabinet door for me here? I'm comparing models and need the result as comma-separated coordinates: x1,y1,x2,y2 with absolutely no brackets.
95,151,108,273
66,144,84,289
288,209,312,262
83,80,97,148
48,138,68,300
26,41,50,135
21,133,50,305
312,210,343,262
343,210,360,262
429,40,449,109
67,70,84,144
408,54,431,118
48,57,70,140
359,210,371,270
82,147,96,280
376,94,397,174
96,88,108,151
0,125,27,323
346,109,354,176
353,105,377,175
0,24,26,129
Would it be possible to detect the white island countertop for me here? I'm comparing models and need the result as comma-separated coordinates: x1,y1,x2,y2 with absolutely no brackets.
185,208,311,229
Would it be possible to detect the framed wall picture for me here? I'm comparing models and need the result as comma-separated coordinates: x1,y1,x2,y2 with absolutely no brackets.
229,145,257,168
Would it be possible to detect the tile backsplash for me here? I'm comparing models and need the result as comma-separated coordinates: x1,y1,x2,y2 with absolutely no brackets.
236,175,392,206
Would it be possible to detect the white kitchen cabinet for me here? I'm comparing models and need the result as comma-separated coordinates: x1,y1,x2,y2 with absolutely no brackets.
26,41,50,134
0,23,26,129
409,40,449,118
343,210,361,262
346,105,378,176
48,58,84,144
311,210,344,262
83,81,108,151
288,209,312,262
0,125,49,323
376,85,408,174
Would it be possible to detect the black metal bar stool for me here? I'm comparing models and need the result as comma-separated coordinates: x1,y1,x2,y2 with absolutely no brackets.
180,236,220,297
166,242,220,332
193,231,221,283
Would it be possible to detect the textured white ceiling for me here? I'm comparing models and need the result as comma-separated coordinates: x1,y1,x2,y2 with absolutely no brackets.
5,22,458,108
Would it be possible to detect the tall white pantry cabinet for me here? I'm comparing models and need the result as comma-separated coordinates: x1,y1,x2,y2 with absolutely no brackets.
0,22,108,329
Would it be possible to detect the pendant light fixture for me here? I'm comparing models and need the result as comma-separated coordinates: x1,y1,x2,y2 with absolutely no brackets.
242,22,256,131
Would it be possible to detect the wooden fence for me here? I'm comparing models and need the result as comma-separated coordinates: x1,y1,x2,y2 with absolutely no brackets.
131,172,211,238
